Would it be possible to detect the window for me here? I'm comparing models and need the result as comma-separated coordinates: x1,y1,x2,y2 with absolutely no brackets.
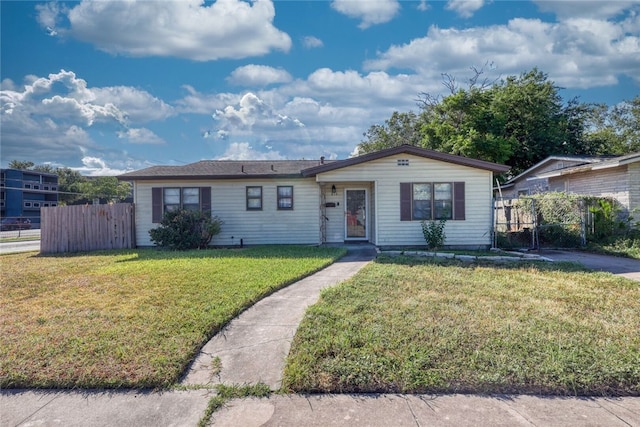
164,187,200,212
163,188,181,212
246,186,262,210
182,188,200,211
433,183,452,219
400,182,465,221
277,186,293,210
152,187,212,223
412,184,432,220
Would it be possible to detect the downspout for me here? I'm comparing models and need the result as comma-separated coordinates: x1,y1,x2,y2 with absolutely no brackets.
494,177,506,249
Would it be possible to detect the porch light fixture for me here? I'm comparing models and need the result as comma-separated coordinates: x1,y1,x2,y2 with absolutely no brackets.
331,185,337,195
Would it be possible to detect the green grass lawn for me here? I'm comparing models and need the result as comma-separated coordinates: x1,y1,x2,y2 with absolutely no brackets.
0,245,345,389
283,255,640,396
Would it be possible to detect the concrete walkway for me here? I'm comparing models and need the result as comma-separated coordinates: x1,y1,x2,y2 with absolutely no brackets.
2,246,639,427
181,245,377,390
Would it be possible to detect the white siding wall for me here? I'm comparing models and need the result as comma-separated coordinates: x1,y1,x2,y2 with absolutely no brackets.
133,178,320,246
316,154,495,247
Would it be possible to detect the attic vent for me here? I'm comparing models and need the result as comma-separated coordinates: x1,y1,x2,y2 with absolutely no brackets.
397,159,410,166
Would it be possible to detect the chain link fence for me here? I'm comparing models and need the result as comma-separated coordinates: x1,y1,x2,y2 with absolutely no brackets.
494,194,621,250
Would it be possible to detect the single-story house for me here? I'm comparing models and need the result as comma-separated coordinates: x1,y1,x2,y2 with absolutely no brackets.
533,152,640,219
496,155,608,198
117,145,509,248
496,152,640,220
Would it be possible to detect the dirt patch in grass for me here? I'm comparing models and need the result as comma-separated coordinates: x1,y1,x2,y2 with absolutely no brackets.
1,246,345,389
283,255,640,396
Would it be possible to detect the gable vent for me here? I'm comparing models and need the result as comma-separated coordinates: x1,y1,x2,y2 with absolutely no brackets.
397,159,410,166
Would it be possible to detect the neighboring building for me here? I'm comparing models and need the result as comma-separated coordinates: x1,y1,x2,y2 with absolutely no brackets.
118,145,509,249
496,155,607,198
0,168,59,228
534,152,640,219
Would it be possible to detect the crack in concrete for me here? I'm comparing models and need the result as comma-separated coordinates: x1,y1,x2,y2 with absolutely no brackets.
404,396,422,427
14,393,59,427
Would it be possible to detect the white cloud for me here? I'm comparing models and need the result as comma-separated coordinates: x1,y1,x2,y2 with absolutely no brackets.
446,0,487,18
302,36,324,49
331,0,400,29
72,156,131,176
38,0,291,61
0,78,18,91
534,0,637,20
35,2,65,35
176,86,240,115
217,142,285,160
417,1,430,12
92,86,174,123
227,65,293,86
212,92,305,135
117,128,166,145
363,16,640,89
0,69,176,167
295,68,423,103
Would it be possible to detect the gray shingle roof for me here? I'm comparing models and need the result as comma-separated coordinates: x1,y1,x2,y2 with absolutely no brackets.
118,160,332,180
118,145,510,181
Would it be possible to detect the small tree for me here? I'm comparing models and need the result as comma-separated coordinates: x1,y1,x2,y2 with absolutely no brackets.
149,210,222,250
421,219,447,250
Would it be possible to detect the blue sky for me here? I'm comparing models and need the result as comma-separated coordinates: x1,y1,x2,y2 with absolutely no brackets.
1,0,639,175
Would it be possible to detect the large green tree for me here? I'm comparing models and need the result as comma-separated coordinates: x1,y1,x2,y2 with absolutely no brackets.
79,177,131,203
584,96,640,155
357,68,627,177
56,168,87,205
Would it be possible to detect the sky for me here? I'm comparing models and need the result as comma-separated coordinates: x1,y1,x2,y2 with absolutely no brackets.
1,0,639,176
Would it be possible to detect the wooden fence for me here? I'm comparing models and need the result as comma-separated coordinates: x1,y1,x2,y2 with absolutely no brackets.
41,203,135,254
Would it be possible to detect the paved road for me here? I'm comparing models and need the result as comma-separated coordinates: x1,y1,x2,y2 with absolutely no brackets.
0,229,40,254
539,249,640,281
0,239,40,254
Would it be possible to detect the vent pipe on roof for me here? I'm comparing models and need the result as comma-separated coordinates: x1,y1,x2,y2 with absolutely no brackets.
271,164,275,171
320,156,325,164
241,165,244,173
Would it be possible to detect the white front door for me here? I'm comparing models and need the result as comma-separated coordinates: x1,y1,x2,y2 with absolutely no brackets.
345,189,367,240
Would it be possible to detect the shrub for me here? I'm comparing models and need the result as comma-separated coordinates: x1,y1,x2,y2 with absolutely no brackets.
421,219,446,250
149,210,222,250
588,199,628,241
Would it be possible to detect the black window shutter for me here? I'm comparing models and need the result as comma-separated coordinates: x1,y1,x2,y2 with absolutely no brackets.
400,183,412,221
200,187,212,215
152,187,162,223
453,182,465,220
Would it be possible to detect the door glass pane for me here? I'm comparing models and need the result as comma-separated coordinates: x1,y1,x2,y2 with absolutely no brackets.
346,190,366,238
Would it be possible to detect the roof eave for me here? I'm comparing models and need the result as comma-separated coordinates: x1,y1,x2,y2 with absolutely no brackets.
302,145,509,176
117,173,306,181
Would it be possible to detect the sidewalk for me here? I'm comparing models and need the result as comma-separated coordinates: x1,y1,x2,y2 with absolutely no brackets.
2,246,639,426
211,393,640,426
